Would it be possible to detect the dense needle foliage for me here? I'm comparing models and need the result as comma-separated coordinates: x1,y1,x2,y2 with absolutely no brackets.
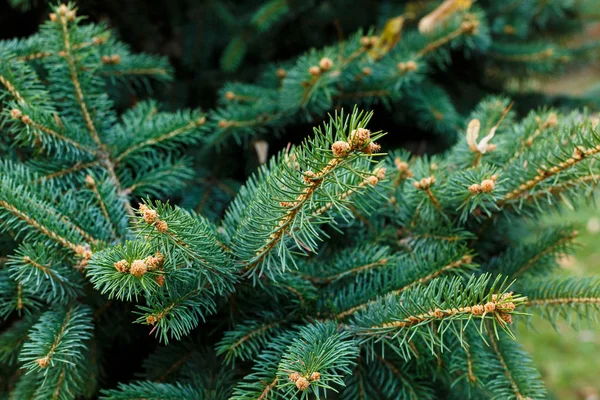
1,2,600,399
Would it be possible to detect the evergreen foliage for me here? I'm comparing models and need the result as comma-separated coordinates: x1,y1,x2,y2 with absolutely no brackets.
1,2,600,399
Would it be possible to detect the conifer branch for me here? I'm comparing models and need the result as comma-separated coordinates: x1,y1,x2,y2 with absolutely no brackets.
499,144,600,205
336,254,473,319
38,161,101,181
0,200,81,253
0,73,24,102
58,14,102,147
512,230,577,278
85,175,118,240
486,324,525,400
10,110,96,155
114,117,206,163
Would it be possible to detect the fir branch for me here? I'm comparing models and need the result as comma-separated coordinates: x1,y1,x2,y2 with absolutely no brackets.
57,12,101,147
19,304,93,372
498,144,600,206
336,254,474,319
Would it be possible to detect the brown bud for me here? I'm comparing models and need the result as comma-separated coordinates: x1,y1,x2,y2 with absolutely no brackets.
101,55,111,64
480,179,495,193
288,372,301,382
573,146,586,160
499,312,513,324
218,120,230,128
21,115,32,125
111,54,121,64
309,372,321,381
374,167,386,180
49,13,57,22
484,302,496,313
331,141,350,157
142,208,158,224
468,183,481,194
348,128,371,150
362,67,372,76
36,357,50,368
130,260,147,278
363,142,381,155
303,170,317,184
360,36,371,47
276,68,287,79
10,109,22,119
85,174,95,187
155,220,168,233
66,10,76,21
367,176,379,186
225,91,236,100
308,66,321,76
405,60,417,71
114,259,130,273
155,275,165,287
319,57,333,71
57,4,69,16
296,377,310,391
146,315,157,325
471,305,484,316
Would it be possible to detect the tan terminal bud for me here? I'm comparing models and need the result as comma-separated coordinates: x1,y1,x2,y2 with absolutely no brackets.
155,275,165,287
10,109,22,119
36,357,50,368
21,115,32,125
348,128,371,150
480,179,495,193
49,13,57,21
142,208,158,224
288,372,301,382
276,68,287,79
111,54,121,64
363,142,381,155
101,55,111,64
308,66,321,76
405,60,417,71
360,36,371,47
362,67,372,76
114,259,130,273
471,305,484,316
303,170,317,184
130,260,147,278
468,183,481,194
85,174,95,187
484,302,496,313
374,167,386,179
332,141,350,157
146,315,157,325
499,313,513,324
309,372,321,381
57,4,69,16
296,377,310,391
225,91,236,100
368,176,379,186
319,57,333,71
155,220,168,233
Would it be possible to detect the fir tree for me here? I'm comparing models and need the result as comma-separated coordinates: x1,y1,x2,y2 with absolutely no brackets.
1,2,600,400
